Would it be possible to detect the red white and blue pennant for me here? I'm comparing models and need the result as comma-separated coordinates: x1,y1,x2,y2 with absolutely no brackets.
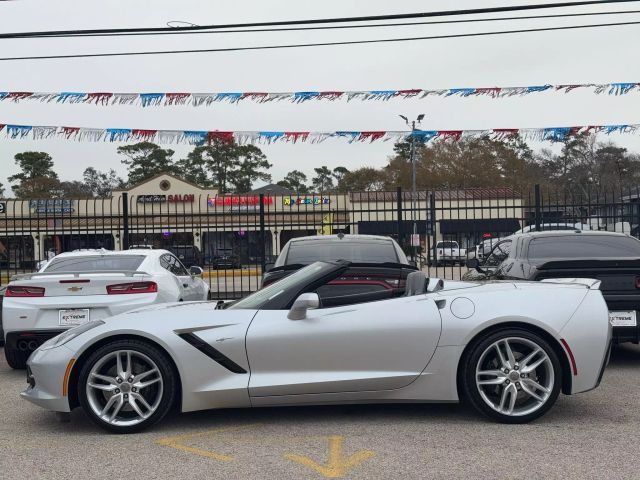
0,82,637,107
0,123,637,145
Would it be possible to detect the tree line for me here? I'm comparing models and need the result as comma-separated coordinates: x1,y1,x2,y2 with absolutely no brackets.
2,133,639,198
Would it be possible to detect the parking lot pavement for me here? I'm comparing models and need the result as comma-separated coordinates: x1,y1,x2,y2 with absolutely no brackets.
1,344,639,480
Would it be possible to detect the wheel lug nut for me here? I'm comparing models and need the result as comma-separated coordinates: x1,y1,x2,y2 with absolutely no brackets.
520,373,526,378
505,380,510,385
128,377,133,382
516,382,521,388
117,378,122,383
504,369,510,374
115,389,120,394
124,394,128,399
132,387,137,392
514,365,519,370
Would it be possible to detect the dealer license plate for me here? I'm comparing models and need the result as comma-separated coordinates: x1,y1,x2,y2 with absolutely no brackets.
609,311,637,327
59,308,90,326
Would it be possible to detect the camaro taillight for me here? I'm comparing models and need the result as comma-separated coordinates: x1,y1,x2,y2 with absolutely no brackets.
106,281,158,295
5,286,45,297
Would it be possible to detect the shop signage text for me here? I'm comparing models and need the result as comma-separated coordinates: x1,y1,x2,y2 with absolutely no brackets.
0,202,5,214
208,195,274,207
137,194,195,204
284,196,330,206
30,199,75,213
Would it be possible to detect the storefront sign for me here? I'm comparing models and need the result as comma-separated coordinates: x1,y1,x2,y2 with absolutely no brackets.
207,195,274,207
168,194,195,203
0,202,5,214
30,199,75,214
137,195,166,204
284,196,330,206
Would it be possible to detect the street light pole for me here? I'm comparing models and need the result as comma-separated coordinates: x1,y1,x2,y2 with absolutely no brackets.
399,114,424,267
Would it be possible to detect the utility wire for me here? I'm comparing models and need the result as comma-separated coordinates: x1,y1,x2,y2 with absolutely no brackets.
1,20,638,62
12,9,640,38
1,0,639,39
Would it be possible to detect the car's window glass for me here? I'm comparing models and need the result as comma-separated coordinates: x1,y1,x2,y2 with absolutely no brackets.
169,255,189,275
230,262,332,310
437,242,458,248
484,241,512,267
44,255,144,272
528,236,640,259
286,242,398,265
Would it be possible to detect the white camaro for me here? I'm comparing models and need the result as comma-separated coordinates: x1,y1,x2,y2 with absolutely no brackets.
22,261,611,433
3,249,209,369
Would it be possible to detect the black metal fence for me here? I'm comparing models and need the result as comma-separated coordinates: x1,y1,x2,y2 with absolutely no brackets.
1,184,639,299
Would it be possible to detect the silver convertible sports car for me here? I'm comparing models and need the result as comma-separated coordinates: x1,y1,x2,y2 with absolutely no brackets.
22,261,611,433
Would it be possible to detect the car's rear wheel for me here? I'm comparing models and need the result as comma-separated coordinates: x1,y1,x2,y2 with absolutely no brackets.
461,328,561,423
78,339,177,433
5,346,28,369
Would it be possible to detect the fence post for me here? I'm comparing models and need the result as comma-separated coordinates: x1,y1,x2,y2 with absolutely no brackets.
396,186,403,247
534,184,541,232
259,193,266,270
122,192,129,251
429,192,436,266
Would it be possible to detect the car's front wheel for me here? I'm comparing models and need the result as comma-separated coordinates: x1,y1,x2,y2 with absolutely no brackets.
78,339,178,433
461,328,562,423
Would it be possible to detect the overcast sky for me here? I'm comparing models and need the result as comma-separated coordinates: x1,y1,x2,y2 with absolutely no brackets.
1,0,639,192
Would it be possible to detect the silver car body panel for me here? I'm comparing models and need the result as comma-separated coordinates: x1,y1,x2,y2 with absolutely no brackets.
22,278,610,414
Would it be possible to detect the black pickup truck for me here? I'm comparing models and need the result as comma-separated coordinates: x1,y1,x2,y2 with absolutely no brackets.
466,230,640,344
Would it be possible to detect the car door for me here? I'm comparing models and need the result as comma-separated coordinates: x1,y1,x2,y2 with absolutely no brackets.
161,254,196,300
246,294,442,397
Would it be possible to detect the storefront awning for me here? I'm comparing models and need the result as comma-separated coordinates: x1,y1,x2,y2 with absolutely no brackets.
439,218,520,234
358,220,429,235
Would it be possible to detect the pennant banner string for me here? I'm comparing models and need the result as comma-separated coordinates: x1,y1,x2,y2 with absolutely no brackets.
0,123,638,145
0,82,637,107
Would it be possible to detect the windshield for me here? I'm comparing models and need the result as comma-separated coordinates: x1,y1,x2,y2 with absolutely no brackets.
285,241,398,265
528,235,640,259
230,262,334,309
44,255,145,272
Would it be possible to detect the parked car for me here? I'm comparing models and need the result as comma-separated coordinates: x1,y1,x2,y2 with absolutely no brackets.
433,240,467,266
22,261,610,432
3,249,209,369
262,234,416,290
514,222,591,234
167,245,203,268
210,248,241,269
0,286,5,347
465,230,640,344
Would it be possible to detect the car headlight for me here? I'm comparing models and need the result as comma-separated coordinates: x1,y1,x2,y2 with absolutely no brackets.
40,321,105,350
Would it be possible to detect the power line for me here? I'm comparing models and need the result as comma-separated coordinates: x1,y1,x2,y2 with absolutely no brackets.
12,9,640,38
1,20,638,62
1,0,639,39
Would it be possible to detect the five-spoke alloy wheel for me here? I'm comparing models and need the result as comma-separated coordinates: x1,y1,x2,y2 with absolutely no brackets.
461,328,562,423
78,340,177,433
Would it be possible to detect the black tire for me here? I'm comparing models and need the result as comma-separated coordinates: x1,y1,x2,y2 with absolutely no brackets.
460,328,562,424
77,339,178,433
5,346,28,369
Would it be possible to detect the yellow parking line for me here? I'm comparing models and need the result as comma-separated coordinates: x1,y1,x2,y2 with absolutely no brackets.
156,424,256,462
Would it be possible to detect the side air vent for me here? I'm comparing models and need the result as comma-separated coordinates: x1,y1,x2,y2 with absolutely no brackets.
177,332,247,374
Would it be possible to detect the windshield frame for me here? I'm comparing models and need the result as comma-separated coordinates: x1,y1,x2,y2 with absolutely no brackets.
229,261,347,310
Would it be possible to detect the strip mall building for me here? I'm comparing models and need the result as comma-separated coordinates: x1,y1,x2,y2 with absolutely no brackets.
0,173,523,268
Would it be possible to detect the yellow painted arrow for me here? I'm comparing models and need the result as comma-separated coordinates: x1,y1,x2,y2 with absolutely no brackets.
285,435,375,478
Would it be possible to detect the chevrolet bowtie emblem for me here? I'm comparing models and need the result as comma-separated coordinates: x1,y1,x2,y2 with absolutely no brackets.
67,286,83,292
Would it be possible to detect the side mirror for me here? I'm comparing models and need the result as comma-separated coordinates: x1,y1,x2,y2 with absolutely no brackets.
465,258,485,273
287,293,320,320
189,266,204,276
264,262,275,272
